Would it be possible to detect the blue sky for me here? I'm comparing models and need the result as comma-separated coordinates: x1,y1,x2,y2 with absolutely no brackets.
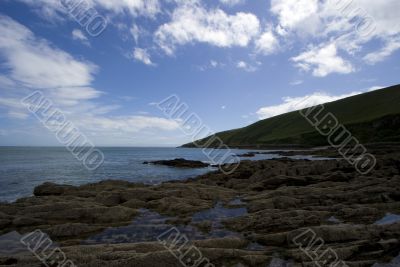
0,0,399,146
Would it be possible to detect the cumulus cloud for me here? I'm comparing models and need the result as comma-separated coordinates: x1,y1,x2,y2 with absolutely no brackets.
15,0,400,73
271,0,319,31
0,16,182,145
272,0,400,74
255,29,279,55
291,43,354,77
155,1,260,55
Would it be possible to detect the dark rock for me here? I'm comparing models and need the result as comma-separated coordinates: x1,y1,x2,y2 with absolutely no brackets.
143,158,210,168
2,148,400,266
33,182,73,196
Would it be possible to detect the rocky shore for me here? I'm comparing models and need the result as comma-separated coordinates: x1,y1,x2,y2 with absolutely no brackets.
0,147,400,266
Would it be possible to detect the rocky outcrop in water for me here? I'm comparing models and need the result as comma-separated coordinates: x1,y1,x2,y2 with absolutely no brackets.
143,158,210,168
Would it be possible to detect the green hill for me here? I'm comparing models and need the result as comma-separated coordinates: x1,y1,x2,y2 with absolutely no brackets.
184,84,400,148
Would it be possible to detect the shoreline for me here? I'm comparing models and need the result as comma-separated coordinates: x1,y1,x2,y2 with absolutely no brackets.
0,147,400,266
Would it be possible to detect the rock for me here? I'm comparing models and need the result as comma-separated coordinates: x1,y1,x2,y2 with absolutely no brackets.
95,192,122,206
33,182,72,196
12,216,43,227
147,196,212,216
1,148,400,266
193,220,212,233
143,158,210,168
96,206,138,223
122,199,146,209
45,223,103,238
194,237,248,249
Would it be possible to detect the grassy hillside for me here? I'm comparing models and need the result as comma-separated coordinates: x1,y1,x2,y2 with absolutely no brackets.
184,84,400,148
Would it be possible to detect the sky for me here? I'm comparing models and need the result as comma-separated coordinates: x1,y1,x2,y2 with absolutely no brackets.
0,0,399,146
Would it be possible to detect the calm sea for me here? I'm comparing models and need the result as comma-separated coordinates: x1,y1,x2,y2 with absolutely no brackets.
0,147,282,203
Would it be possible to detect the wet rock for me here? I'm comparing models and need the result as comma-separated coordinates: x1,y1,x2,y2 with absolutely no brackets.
12,216,43,227
147,196,212,216
95,192,122,207
1,148,400,266
193,220,212,233
143,158,210,168
96,206,138,223
45,223,103,238
122,199,146,209
194,237,248,249
34,182,73,196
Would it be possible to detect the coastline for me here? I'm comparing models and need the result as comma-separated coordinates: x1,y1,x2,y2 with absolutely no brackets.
0,147,400,266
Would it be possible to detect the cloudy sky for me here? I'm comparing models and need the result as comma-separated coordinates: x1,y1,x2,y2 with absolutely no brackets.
0,0,399,146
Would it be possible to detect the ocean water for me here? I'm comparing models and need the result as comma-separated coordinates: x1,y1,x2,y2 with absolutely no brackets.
0,147,284,203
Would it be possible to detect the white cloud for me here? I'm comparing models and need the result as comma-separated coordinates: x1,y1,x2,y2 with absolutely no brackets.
72,29,90,46
0,97,29,120
199,60,225,71
76,115,180,133
0,97,26,110
256,91,363,119
130,24,142,43
270,0,400,75
290,80,303,86
18,0,161,18
255,29,279,55
51,87,103,106
256,85,386,120
8,111,29,119
155,1,260,55
0,75,16,89
236,61,259,72
0,16,181,145
291,43,354,77
210,60,218,68
93,0,160,17
219,0,245,7
367,85,385,92
17,0,400,71
271,0,319,31
0,15,97,89
363,38,400,64
133,48,155,66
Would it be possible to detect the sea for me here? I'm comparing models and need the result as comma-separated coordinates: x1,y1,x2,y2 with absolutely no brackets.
0,147,320,203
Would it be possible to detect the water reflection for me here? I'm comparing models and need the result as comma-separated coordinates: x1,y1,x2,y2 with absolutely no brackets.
84,201,248,245
372,254,400,267
374,213,400,225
